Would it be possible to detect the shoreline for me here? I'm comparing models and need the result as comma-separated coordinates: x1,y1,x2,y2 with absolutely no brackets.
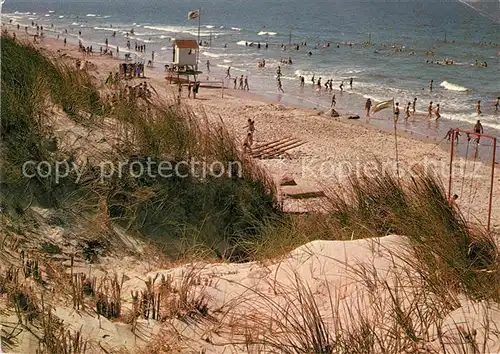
2,25,499,229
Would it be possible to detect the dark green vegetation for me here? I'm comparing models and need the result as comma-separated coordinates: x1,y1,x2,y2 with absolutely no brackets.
1,36,279,261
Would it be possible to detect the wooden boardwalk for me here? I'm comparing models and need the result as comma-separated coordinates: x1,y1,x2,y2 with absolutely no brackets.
251,136,306,159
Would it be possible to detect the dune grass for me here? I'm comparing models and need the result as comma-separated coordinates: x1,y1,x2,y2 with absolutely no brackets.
1,35,280,261
247,168,499,301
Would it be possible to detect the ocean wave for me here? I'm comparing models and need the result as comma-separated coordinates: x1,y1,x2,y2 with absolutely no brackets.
48,10,55,13
86,14,98,17
202,52,220,58
93,26,117,32
258,31,277,36
206,25,215,29
144,25,184,34
59,16,65,18
231,27,241,31
440,81,471,92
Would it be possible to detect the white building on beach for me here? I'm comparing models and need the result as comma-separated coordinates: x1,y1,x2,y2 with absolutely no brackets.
172,39,199,71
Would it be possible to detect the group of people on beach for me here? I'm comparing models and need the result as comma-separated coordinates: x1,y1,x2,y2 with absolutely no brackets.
119,62,146,79
233,75,250,90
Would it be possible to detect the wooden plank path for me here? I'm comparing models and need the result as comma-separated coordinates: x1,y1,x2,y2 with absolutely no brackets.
251,136,306,159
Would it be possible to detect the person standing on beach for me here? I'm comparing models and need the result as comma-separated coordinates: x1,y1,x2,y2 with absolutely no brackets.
245,118,256,134
427,101,433,119
494,97,500,113
331,94,337,107
244,76,249,90
277,77,285,93
476,100,482,115
311,75,315,85
474,120,483,144
435,104,441,120
233,77,237,89
243,132,254,153
239,75,244,90
405,102,411,120
412,97,417,114
365,99,372,117
445,128,460,143
64,38,67,46
349,78,353,89
300,76,305,87
429,79,434,92
339,81,344,93
394,102,400,122
206,60,210,72
226,66,231,78
188,82,192,98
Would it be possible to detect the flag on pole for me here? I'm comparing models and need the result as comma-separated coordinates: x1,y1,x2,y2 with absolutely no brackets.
188,10,200,20
371,99,394,114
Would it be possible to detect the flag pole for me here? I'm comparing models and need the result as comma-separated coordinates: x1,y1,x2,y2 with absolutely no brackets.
197,8,201,71
393,98,400,178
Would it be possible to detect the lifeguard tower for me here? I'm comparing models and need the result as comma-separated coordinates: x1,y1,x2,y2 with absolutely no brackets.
168,39,200,73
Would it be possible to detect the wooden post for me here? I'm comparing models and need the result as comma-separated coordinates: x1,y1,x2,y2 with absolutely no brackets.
448,129,455,200
392,99,400,178
487,137,496,232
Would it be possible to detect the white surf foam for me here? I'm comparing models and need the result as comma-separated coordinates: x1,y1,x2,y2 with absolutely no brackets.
86,14,98,17
440,81,471,92
202,52,220,58
258,31,277,36
231,27,241,31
